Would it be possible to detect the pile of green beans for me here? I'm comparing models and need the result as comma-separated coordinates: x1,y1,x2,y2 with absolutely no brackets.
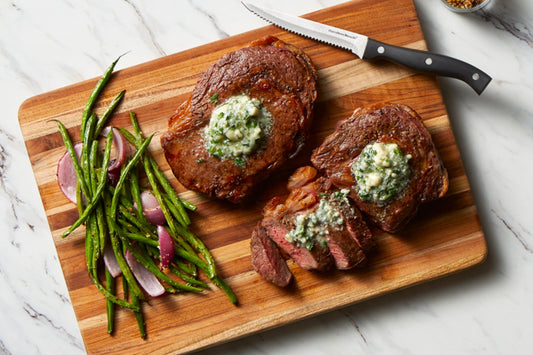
55,57,236,338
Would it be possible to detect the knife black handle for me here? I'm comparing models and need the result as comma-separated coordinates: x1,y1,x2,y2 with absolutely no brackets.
363,38,491,95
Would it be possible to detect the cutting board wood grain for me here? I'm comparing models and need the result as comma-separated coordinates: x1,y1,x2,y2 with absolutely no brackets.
18,0,486,353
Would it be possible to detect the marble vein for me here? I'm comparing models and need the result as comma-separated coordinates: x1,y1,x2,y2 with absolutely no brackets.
123,0,166,56
0,131,24,230
188,0,230,39
478,8,533,48
23,302,83,349
492,209,532,254
342,312,367,344
0,339,11,355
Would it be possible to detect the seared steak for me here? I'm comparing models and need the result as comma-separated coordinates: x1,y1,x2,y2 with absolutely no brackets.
161,36,318,203
250,224,293,287
311,103,449,232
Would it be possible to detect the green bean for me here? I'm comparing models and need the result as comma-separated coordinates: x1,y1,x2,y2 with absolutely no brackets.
169,264,209,289
105,267,115,334
89,141,105,257
131,293,145,339
80,56,122,139
81,113,97,191
85,216,96,276
123,230,159,248
128,167,150,226
179,198,197,212
210,275,238,305
93,177,108,255
150,159,191,225
175,259,197,278
122,275,129,302
115,127,137,148
161,193,188,228
61,129,114,238
110,134,154,219
174,222,216,279
96,202,107,255
94,90,125,138
173,245,210,272
87,197,100,259
76,180,84,216
130,111,143,139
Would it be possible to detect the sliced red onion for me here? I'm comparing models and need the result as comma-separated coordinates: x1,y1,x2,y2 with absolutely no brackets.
100,126,130,186
140,190,166,225
57,143,83,204
103,245,122,277
157,225,174,270
125,249,165,297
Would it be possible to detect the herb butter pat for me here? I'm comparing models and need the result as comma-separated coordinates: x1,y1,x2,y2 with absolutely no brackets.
285,191,349,250
351,142,412,203
203,94,272,165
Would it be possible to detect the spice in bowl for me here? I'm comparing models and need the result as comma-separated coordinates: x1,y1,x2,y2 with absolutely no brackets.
441,0,491,12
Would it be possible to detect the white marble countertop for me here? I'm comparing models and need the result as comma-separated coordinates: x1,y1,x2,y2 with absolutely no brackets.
2,0,532,354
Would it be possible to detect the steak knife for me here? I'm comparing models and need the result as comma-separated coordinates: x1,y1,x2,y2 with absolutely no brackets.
242,1,491,95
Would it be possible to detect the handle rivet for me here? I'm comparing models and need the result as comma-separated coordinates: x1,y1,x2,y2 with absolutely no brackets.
377,46,385,54
425,58,433,65
472,73,480,81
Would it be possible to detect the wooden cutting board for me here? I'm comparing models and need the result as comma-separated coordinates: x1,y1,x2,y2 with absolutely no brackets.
18,0,487,353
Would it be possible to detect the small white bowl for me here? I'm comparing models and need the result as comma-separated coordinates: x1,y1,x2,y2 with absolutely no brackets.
440,0,491,13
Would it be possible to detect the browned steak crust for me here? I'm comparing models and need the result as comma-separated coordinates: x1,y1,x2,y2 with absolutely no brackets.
311,103,448,232
161,36,318,203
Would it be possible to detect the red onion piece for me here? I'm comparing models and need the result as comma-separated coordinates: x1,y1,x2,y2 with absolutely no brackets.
101,127,130,186
57,143,83,204
103,245,122,277
140,190,166,225
125,249,165,297
157,225,174,270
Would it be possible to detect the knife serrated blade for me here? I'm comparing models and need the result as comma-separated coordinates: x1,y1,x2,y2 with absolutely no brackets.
241,1,491,94
242,1,368,58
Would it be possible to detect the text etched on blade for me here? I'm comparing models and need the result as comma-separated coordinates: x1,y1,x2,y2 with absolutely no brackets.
328,29,358,40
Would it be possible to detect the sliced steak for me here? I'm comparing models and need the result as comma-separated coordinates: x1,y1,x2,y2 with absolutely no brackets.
161,36,318,203
311,103,449,232
260,167,373,274
251,224,293,287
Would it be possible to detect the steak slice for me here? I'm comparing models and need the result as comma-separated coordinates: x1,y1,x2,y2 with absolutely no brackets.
311,103,449,232
251,224,293,287
161,36,318,203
